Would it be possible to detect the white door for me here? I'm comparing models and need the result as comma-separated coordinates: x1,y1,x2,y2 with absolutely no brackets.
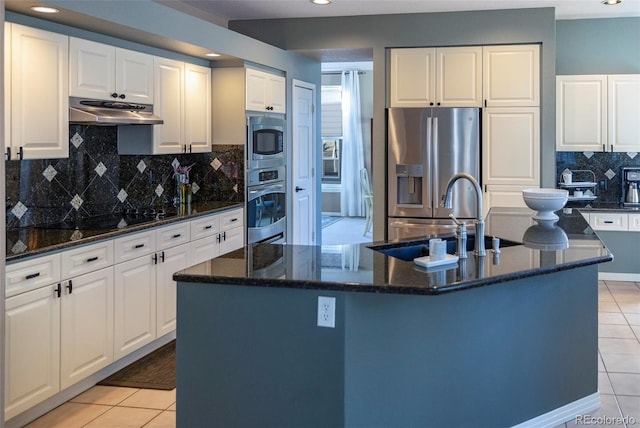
608,74,640,152
291,80,316,245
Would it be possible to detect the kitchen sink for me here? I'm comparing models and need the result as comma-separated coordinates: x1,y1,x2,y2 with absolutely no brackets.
369,235,521,262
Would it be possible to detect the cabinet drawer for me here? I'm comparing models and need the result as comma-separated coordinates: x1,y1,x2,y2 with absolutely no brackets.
190,214,220,240
220,208,244,230
589,213,628,231
114,230,156,264
61,240,114,279
629,214,640,231
156,221,191,250
6,253,62,298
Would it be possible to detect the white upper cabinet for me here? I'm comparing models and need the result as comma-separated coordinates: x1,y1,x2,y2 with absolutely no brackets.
556,74,639,152
608,75,640,152
153,57,185,154
185,63,212,153
390,46,482,107
483,44,540,107
556,75,607,152
8,23,69,160
69,37,154,104
246,68,286,113
482,107,540,186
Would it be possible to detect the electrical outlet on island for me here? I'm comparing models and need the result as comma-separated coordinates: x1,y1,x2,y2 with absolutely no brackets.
317,296,336,328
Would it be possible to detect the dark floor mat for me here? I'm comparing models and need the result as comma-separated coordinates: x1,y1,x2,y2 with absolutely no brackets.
98,340,175,390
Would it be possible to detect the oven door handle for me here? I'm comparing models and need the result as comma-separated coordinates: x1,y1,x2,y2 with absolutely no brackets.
248,184,286,200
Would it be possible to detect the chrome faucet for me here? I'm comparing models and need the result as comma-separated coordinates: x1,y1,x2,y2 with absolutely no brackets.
442,173,486,257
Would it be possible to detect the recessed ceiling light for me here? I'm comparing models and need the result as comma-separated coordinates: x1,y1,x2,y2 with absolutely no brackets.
311,0,332,5
602,0,622,4
30,6,60,13
205,52,221,57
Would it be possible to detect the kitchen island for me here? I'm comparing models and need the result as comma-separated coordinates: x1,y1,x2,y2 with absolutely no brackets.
173,207,612,428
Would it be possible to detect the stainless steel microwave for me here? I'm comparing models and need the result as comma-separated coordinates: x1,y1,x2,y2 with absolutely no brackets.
247,115,285,170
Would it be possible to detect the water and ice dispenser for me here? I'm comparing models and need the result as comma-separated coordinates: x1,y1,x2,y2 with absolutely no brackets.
395,164,424,207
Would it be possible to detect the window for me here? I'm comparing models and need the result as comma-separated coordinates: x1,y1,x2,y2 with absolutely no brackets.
322,138,341,182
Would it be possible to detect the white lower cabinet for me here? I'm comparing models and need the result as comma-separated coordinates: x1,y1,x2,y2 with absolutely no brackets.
4,265,114,420
156,243,190,337
5,207,244,421
190,208,245,265
5,286,61,420
114,255,156,360
60,267,114,390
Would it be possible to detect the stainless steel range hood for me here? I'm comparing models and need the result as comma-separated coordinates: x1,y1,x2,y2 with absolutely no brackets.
69,97,163,125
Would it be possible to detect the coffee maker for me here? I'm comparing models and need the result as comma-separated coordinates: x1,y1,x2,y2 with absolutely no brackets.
622,167,640,206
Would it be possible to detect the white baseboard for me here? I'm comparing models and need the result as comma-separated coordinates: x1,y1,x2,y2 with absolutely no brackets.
512,393,600,428
599,272,640,282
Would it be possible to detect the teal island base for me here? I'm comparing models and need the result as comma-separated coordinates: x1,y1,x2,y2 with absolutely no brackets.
176,264,599,427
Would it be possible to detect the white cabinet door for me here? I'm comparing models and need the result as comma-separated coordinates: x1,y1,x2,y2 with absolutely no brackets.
246,68,286,113
190,237,220,266
115,48,154,104
114,255,156,359
608,75,640,152
70,38,153,104
436,46,482,107
10,23,68,159
153,57,185,154
483,185,534,218
267,73,286,114
156,243,190,337
556,75,607,152
69,38,115,100
5,24,11,159
629,214,640,231
185,63,211,153
5,286,61,420
219,226,244,255
60,267,114,390
482,107,540,186
390,48,436,107
483,45,539,107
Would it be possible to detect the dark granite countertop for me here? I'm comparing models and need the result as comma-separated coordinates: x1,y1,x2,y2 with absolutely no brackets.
566,201,640,212
174,207,613,295
6,201,243,263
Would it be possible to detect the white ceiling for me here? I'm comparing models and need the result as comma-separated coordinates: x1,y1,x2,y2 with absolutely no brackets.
170,0,640,25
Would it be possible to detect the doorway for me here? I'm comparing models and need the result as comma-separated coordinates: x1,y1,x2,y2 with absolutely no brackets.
320,62,373,246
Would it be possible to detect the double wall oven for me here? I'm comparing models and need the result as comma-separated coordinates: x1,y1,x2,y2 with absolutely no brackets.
246,115,286,244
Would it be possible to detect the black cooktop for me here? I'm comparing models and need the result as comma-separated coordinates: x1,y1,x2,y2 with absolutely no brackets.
35,208,178,231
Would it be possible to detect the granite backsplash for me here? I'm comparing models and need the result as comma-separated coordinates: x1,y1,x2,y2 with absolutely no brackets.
6,125,244,229
556,151,640,203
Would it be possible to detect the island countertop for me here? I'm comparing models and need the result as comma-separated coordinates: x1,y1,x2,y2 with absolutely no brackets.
174,207,613,295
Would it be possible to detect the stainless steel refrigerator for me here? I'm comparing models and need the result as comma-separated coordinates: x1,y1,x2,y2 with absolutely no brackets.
387,107,481,240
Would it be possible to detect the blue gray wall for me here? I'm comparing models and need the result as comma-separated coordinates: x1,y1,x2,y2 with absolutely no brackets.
556,18,640,75
230,8,557,240
555,17,640,202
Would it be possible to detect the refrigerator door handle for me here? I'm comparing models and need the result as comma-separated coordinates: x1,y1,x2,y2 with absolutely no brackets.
426,116,433,216
432,116,439,210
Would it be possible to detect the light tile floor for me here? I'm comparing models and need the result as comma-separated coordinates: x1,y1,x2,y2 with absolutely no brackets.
559,280,640,428
25,386,176,428
25,279,640,428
